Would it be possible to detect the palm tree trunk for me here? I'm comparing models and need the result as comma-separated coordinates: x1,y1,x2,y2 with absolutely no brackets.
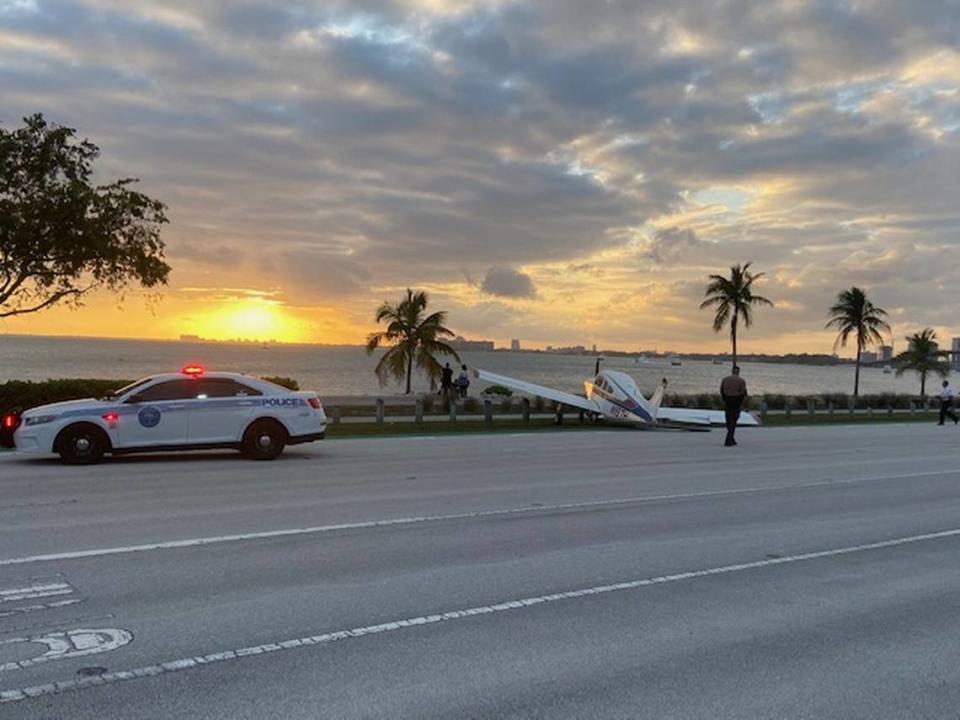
854,345,861,398
405,351,413,395
730,314,738,371
921,371,926,399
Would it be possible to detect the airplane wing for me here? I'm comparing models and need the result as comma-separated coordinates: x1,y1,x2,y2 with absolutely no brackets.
472,369,600,414
656,407,759,427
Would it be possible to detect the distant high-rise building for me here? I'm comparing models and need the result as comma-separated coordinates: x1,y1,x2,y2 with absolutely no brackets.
449,336,495,352
952,338,960,367
510,339,521,351
878,345,893,362
861,351,878,364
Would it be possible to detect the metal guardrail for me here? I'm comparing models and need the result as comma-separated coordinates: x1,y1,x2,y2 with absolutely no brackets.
325,397,572,426
324,397,941,425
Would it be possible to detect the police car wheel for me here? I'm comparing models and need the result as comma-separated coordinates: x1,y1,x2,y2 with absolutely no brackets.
242,420,286,460
58,425,107,465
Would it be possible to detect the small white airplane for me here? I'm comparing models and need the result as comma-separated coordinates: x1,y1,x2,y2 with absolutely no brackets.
472,360,758,430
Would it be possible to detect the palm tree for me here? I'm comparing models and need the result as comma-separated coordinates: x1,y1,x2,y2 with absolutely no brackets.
365,289,460,394
699,262,773,370
825,287,891,398
895,328,949,399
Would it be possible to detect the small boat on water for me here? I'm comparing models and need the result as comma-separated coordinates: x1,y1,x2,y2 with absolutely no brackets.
670,355,682,367
712,358,723,365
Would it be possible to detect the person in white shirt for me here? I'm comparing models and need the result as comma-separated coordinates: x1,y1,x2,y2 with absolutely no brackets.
939,380,958,425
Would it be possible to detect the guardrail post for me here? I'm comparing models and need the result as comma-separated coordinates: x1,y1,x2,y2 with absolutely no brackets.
910,401,916,416
331,406,341,425
848,397,855,415
887,404,893,416
484,399,493,425
828,401,834,417
554,403,563,425
415,399,423,425
522,398,530,423
867,405,874,417
760,401,768,421
375,399,385,424
449,401,457,423
807,399,815,417
785,403,791,420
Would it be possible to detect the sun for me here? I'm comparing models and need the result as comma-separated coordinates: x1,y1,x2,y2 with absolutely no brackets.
193,299,301,342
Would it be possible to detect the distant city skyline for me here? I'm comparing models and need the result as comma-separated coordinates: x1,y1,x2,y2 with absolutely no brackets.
2,1,958,354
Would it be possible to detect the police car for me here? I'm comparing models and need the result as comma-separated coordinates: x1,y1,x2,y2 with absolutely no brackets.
9,366,326,464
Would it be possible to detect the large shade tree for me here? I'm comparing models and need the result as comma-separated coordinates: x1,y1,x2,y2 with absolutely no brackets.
699,262,773,370
895,327,949,399
365,289,460,394
825,287,891,397
0,114,170,319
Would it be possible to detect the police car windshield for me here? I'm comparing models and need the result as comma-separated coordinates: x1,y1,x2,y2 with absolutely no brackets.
102,378,153,401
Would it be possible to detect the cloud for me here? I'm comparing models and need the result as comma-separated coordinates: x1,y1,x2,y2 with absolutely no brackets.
480,266,537,298
641,226,701,265
3,0,960,350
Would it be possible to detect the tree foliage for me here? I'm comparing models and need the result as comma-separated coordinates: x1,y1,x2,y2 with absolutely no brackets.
365,289,460,394
0,113,170,318
825,286,890,397
895,327,949,397
699,262,773,370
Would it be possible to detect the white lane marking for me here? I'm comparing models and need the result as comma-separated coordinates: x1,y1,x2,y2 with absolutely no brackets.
2,467,958,568
0,583,72,603
0,598,83,620
0,628,133,673
3,526,960,703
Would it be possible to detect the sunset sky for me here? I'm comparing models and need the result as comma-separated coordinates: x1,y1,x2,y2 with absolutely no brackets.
2,0,959,354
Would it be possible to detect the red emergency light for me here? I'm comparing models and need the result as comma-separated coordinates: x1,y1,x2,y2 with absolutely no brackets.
181,365,205,377
2,413,18,429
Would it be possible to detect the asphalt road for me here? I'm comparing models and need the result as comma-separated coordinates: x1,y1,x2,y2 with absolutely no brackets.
2,422,960,719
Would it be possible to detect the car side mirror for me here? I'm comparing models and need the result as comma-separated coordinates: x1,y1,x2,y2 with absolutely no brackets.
125,394,144,404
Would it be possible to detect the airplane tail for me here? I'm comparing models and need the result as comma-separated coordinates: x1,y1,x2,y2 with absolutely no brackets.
646,377,668,417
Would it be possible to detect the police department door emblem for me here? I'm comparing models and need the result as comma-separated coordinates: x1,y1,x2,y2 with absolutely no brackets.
138,406,162,428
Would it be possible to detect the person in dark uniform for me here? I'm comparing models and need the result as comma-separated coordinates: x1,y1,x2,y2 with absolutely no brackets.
439,363,454,397
938,380,958,425
720,366,747,447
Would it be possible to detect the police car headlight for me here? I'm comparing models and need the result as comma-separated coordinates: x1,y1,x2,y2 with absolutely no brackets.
24,414,58,426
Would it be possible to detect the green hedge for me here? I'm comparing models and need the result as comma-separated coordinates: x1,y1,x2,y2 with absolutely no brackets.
261,376,299,391
0,376,303,414
1,379,133,414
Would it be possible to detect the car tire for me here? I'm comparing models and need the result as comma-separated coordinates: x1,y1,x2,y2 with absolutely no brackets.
242,419,287,460
58,424,108,465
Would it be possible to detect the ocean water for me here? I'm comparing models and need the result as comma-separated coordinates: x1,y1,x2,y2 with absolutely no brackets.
0,334,933,398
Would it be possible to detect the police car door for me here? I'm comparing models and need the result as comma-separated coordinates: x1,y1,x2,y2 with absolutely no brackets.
120,380,193,448
188,378,261,444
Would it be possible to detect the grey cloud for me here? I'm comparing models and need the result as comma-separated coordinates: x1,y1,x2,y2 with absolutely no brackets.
168,242,245,268
4,0,960,342
641,227,701,265
481,266,536,298
269,249,372,302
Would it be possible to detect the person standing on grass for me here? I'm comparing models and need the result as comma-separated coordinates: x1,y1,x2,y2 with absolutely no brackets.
439,363,454,397
938,380,958,426
720,366,748,447
456,364,470,398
